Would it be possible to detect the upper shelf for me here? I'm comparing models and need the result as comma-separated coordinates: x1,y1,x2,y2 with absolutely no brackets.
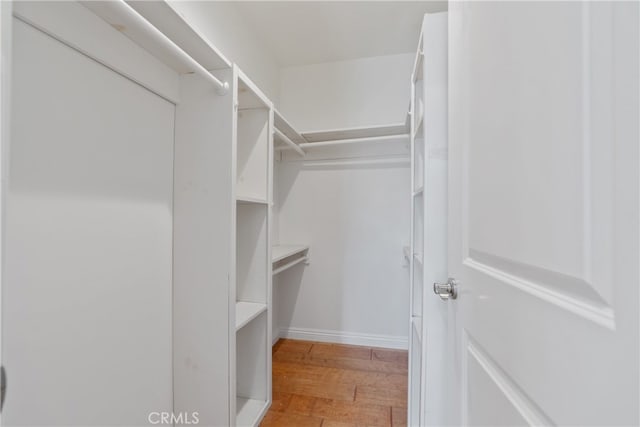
237,67,272,110
84,1,231,74
275,110,306,146
302,122,409,144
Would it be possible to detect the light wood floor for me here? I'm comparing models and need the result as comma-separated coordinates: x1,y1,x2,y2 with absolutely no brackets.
260,339,408,427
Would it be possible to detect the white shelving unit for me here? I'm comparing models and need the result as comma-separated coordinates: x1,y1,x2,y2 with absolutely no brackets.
232,66,273,427
408,28,426,427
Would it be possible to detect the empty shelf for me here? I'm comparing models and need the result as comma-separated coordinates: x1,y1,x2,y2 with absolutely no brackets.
272,244,309,263
236,302,267,330
236,397,269,427
236,195,269,205
272,244,309,275
302,122,409,143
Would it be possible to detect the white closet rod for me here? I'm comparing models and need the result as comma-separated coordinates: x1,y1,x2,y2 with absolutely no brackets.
274,128,305,156
296,134,409,149
114,0,229,95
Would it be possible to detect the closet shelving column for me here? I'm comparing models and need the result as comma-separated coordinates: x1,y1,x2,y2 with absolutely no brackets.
272,110,310,276
232,66,273,427
408,34,426,427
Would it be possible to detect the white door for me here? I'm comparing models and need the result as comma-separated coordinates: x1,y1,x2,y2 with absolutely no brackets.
3,7,174,425
448,1,638,425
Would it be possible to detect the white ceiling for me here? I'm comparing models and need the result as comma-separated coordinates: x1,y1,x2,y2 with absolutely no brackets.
234,1,447,67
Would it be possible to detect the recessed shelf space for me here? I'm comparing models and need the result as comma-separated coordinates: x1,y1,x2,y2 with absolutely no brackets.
236,302,267,331
272,244,309,275
237,107,269,202
237,203,268,304
236,310,269,427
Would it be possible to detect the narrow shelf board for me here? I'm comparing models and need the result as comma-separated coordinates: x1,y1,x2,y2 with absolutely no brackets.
412,186,424,197
236,195,269,205
236,302,267,331
273,256,308,275
302,122,409,143
272,244,310,263
236,397,269,427
403,246,411,263
274,109,306,145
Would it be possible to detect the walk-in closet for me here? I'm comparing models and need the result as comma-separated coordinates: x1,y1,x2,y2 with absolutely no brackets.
5,1,636,427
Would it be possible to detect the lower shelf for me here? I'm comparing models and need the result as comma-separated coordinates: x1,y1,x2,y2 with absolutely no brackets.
236,302,267,330
237,397,269,427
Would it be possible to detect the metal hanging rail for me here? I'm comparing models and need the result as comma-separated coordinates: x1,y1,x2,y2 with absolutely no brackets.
113,0,229,95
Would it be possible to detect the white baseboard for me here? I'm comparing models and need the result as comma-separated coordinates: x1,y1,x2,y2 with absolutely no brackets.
277,326,408,350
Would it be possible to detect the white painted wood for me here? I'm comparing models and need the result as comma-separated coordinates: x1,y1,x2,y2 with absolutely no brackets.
125,0,232,71
13,1,180,103
448,2,639,424
0,3,10,424
173,69,234,427
232,65,273,426
81,0,228,93
272,244,309,263
236,302,268,331
237,108,270,202
302,122,408,143
274,128,305,157
274,109,306,145
408,13,449,427
5,15,174,424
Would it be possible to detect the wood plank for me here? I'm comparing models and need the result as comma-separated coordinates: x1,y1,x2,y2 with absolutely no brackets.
265,340,408,426
391,407,408,427
355,385,408,408
260,411,323,427
310,343,372,361
274,350,408,375
311,398,391,427
372,348,408,366
270,391,292,413
286,394,317,416
273,376,356,401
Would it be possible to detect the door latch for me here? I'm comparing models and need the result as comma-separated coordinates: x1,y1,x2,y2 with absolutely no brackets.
433,278,458,300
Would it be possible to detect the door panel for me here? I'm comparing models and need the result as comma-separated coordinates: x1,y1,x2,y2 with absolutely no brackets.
449,2,638,425
4,16,174,425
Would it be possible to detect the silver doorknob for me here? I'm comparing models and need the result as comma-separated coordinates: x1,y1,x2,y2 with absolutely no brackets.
433,278,458,300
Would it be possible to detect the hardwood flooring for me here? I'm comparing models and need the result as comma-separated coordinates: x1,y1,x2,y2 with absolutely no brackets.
260,339,408,427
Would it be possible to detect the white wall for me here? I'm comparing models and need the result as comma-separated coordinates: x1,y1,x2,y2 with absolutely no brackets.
169,1,280,103
274,54,413,348
279,53,414,131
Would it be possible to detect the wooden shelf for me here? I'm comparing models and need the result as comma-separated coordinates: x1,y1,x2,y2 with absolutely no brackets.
236,397,269,427
237,68,271,110
302,122,409,143
236,302,267,331
236,195,269,205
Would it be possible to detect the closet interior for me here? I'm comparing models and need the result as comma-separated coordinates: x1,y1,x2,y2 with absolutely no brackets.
4,2,447,426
